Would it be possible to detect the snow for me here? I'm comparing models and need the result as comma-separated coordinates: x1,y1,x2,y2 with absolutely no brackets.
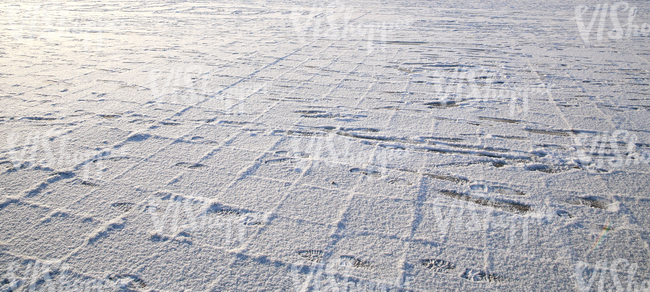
1,0,650,291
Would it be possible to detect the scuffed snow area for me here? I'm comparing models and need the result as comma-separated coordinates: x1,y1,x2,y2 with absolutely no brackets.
1,0,650,291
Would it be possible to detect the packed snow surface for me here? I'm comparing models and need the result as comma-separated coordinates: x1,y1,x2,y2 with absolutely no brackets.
1,0,650,291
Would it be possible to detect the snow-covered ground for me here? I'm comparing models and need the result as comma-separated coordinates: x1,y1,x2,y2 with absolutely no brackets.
1,0,650,291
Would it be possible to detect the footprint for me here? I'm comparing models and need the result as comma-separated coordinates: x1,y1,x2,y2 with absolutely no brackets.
94,156,129,163
80,180,99,187
294,110,326,115
150,233,171,242
494,187,525,196
219,120,249,126
99,114,120,119
566,196,609,210
460,268,502,282
293,152,310,159
387,178,411,186
263,157,297,164
23,116,57,121
340,255,372,269
286,130,325,137
208,204,241,216
424,101,458,109
588,224,614,233
470,184,525,196
0,161,15,171
349,168,381,178
439,190,532,214
205,203,266,226
478,116,521,124
301,112,366,120
240,212,267,226
111,202,135,212
421,259,455,272
175,162,206,169
524,128,570,137
491,161,507,168
421,136,465,142
298,250,324,263
524,164,554,173
126,134,151,142
314,126,337,131
525,164,576,174
108,274,147,290
340,127,380,133
556,210,574,218
491,135,527,141
422,173,469,184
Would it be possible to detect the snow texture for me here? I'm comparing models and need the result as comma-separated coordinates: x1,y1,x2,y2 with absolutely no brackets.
1,0,650,291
